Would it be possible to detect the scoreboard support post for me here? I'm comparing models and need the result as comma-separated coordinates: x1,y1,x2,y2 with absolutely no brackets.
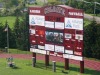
64,58,69,70
45,55,49,66
32,52,36,63
80,61,84,73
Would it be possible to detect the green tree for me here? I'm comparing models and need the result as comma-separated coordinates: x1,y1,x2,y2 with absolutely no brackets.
84,20,97,58
47,0,62,5
0,23,6,48
93,24,100,59
19,12,29,50
13,12,29,51
13,16,20,49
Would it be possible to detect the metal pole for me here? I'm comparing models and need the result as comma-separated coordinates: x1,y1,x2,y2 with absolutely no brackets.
44,0,45,4
94,2,96,16
52,61,56,72
7,23,9,53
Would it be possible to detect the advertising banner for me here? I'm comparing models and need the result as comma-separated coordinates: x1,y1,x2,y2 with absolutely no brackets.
29,15,45,26
55,45,64,53
49,51,63,57
38,45,45,50
45,21,54,28
65,49,73,54
55,22,64,29
65,18,83,30
45,44,54,51
63,54,83,61
30,48,46,54
29,5,84,60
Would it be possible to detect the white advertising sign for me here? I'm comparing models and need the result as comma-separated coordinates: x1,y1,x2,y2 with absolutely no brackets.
65,50,73,54
30,48,46,54
45,44,54,51
65,18,83,30
30,10,40,14
63,54,83,61
45,21,54,28
55,45,64,53
68,12,83,17
75,34,83,40
29,15,45,26
38,45,45,50
55,22,64,29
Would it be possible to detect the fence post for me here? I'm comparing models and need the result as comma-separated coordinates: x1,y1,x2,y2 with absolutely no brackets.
32,57,36,67
52,61,56,72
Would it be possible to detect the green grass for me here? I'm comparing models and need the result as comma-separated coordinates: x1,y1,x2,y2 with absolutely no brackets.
8,49,31,54
0,16,16,28
0,48,31,54
0,58,99,75
84,19,91,27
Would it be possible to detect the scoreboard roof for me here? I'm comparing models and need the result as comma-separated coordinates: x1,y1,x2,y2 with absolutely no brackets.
29,5,84,18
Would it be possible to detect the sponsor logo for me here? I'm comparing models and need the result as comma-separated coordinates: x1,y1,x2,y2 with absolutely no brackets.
38,45,45,50
55,45,64,53
45,21,54,28
31,18,35,24
74,51,82,56
44,6,65,15
55,22,64,29
65,33,72,39
63,54,83,61
45,44,54,51
69,12,83,16
66,20,72,28
75,34,83,40
29,15,45,26
65,18,83,30
30,10,40,13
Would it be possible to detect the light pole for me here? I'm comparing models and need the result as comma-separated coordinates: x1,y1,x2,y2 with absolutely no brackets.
94,2,100,16
94,2,96,16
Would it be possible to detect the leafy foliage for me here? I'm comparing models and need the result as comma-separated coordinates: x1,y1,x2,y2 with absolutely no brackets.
13,12,29,51
66,0,100,15
84,20,100,59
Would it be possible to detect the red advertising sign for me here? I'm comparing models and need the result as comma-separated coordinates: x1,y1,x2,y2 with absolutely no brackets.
29,5,84,60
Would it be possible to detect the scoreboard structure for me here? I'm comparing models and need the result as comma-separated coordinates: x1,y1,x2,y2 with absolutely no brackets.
29,5,84,73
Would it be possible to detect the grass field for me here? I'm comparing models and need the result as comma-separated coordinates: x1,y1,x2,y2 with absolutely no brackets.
0,16,16,28
8,49,31,54
0,58,99,75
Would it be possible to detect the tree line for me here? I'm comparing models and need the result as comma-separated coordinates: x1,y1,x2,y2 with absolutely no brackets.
84,21,100,59
66,0,100,15
0,12,29,51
